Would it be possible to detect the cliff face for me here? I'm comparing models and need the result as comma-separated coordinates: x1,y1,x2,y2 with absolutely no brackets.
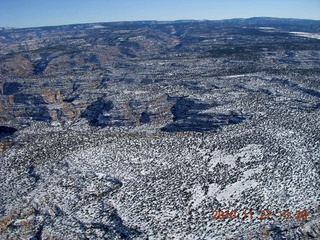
0,19,319,239
1,20,319,129
0,22,179,127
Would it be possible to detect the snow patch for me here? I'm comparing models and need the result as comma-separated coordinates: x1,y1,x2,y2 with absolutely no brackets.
216,179,258,201
290,32,320,40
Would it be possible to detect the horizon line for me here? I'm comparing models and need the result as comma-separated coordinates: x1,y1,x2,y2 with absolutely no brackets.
1,16,320,30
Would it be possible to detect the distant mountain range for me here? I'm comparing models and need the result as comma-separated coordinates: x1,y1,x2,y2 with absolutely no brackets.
1,17,320,31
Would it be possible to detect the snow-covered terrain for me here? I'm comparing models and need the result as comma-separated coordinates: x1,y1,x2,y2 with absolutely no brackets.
0,18,319,239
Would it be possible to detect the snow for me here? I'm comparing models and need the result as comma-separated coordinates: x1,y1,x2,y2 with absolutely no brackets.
290,31,320,40
216,179,258,201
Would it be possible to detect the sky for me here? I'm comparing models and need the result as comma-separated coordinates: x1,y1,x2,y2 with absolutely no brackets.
0,0,319,28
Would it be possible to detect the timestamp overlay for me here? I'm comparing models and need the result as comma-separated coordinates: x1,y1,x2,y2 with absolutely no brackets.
212,209,309,221
208,208,320,239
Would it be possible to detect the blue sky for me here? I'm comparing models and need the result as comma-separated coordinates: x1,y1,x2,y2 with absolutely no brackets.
1,0,319,28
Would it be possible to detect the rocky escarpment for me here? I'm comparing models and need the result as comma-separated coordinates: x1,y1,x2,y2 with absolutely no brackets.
1,19,319,129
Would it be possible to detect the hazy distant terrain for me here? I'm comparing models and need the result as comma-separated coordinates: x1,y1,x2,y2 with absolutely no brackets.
0,18,319,239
